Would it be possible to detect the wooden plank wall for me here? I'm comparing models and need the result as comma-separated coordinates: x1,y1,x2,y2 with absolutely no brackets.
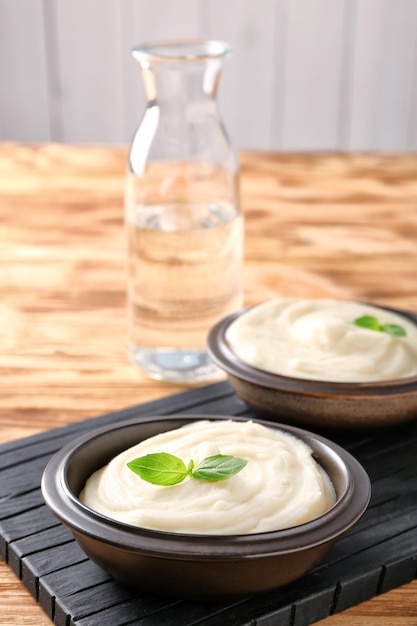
1,0,417,151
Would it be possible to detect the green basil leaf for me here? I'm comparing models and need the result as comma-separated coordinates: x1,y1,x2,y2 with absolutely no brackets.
353,314,406,337
381,323,407,337
127,452,187,486
353,315,382,331
191,454,248,483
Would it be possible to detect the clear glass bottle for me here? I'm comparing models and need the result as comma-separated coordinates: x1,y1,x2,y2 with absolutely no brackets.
125,40,243,384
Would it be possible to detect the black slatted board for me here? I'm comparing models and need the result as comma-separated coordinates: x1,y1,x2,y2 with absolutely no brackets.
1,380,417,626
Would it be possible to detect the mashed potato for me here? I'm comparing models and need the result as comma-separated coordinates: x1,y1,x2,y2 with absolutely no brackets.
226,299,417,382
80,420,335,535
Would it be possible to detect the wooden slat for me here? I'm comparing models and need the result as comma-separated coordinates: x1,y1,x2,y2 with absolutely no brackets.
380,554,417,595
1,506,58,555
9,525,74,578
0,456,60,499
53,0,125,143
39,561,111,621
21,542,88,599
348,0,417,150
0,489,42,521
279,0,348,150
370,0,417,150
71,600,182,626
203,0,277,150
0,0,50,140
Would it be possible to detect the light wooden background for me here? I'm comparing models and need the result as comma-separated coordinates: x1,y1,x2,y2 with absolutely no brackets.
1,0,417,151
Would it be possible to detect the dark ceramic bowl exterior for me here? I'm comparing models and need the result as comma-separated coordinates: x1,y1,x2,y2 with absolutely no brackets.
206,308,417,430
41,415,371,600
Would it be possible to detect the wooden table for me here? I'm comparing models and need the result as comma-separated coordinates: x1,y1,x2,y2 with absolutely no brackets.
1,144,417,625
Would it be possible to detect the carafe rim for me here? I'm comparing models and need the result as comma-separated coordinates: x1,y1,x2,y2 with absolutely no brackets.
131,39,232,63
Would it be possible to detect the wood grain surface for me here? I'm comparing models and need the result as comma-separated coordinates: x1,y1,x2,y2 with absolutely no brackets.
1,144,417,625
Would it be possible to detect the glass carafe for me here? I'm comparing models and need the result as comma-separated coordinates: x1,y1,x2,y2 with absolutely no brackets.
125,40,243,383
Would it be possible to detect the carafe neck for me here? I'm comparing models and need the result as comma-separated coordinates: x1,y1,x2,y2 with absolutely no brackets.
138,60,222,107
131,40,230,107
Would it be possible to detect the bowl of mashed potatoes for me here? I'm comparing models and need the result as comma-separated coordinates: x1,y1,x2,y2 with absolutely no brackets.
41,415,370,599
207,298,417,430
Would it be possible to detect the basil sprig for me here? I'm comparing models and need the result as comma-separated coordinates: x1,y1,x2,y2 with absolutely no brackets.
127,452,247,486
353,315,406,337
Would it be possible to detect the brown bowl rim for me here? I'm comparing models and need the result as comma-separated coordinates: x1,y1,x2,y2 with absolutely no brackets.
41,415,371,560
206,305,417,396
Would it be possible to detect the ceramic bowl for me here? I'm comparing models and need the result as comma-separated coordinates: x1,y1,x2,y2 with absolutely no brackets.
206,307,417,431
41,415,371,600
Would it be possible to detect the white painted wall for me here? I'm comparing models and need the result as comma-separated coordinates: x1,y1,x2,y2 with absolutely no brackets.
1,0,417,151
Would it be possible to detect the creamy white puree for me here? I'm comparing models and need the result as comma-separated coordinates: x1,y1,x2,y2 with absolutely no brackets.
80,420,335,535
226,299,417,382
